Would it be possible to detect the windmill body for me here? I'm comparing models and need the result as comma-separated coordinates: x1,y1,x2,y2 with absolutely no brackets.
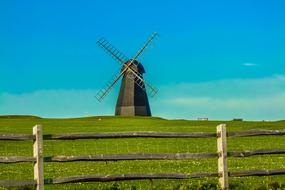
116,60,151,116
95,33,158,117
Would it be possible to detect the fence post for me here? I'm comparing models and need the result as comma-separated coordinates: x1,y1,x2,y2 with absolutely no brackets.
217,124,229,189
33,125,44,190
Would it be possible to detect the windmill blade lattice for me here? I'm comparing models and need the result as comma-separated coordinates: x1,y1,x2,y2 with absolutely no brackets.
126,69,158,97
95,69,124,102
97,38,129,65
96,32,159,104
130,32,158,65
144,78,159,97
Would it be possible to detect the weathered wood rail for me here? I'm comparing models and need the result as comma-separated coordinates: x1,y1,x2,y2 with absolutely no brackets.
1,129,285,140
1,148,285,163
0,125,285,189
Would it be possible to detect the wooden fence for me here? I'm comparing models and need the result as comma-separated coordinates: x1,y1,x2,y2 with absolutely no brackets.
0,124,285,190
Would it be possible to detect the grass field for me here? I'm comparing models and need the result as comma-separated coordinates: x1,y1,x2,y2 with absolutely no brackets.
0,115,285,190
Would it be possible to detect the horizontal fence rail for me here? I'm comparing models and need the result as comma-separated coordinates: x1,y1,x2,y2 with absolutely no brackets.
0,156,36,163
43,132,217,140
228,149,285,157
0,134,34,141
2,169,285,187
46,169,285,184
1,149,285,163
0,126,285,189
228,129,285,137
0,180,36,187
47,173,189,184
229,169,285,177
1,129,285,141
44,153,218,162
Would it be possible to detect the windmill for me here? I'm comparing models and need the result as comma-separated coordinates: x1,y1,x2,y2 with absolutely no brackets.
95,32,159,116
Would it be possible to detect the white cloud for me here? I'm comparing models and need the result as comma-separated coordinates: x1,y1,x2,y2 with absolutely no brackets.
151,75,285,120
274,74,285,80
0,75,284,121
0,89,117,118
243,62,257,67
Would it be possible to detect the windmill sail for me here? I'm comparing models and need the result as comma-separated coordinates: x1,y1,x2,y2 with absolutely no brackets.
95,69,125,102
96,32,158,108
130,32,158,63
121,32,159,96
97,38,129,65
126,69,158,97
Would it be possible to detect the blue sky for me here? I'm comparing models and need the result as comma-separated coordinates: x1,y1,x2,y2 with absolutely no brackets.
0,0,285,120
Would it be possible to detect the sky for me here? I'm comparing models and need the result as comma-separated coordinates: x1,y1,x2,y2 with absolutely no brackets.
0,0,285,120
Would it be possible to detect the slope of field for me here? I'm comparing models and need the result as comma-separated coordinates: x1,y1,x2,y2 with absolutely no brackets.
0,116,285,190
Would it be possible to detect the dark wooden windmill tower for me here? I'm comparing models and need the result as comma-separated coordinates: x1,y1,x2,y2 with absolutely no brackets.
95,32,158,116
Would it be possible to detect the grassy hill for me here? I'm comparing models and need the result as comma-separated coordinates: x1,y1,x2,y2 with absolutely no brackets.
0,116,285,190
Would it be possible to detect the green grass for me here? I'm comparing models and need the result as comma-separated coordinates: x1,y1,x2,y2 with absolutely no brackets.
0,116,285,190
